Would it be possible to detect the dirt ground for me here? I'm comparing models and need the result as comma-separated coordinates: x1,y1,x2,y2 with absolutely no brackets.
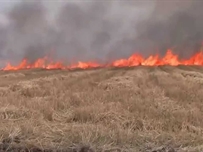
0,66,203,152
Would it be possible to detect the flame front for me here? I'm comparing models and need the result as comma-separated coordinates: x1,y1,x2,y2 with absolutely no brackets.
2,49,203,71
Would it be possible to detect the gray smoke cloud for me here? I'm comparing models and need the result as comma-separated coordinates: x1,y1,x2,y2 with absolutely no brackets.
135,0,203,58
0,0,202,66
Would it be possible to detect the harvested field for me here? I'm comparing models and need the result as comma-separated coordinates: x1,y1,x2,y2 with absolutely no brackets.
0,66,203,152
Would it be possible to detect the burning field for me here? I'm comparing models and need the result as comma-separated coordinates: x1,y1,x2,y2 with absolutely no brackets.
1,0,203,152
2,51,203,152
2,49,203,71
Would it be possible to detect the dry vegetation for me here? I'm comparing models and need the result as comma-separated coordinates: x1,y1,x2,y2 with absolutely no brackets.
0,66,203,152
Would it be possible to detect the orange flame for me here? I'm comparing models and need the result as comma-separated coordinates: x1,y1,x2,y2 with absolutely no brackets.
2,49,203,71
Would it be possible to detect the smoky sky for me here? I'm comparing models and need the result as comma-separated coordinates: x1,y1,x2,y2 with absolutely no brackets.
0,0,202,65
135,0,203,58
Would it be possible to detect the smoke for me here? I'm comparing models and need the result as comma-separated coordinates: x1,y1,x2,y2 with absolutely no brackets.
135,0,203,58
0,0,202,65
53,1,154,62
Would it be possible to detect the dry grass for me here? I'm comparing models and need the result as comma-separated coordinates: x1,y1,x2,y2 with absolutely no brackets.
0,66,203,151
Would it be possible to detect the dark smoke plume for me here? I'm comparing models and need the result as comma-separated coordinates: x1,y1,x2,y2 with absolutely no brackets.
135,0,203,58
0,0,202,66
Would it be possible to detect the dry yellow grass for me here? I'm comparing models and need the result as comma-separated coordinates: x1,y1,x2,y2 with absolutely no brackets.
0,66,203,152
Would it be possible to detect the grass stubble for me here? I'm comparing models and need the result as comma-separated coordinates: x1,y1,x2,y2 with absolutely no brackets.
0,66,202,151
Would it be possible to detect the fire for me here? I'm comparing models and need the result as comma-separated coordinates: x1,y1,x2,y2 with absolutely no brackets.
2,49,203,71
